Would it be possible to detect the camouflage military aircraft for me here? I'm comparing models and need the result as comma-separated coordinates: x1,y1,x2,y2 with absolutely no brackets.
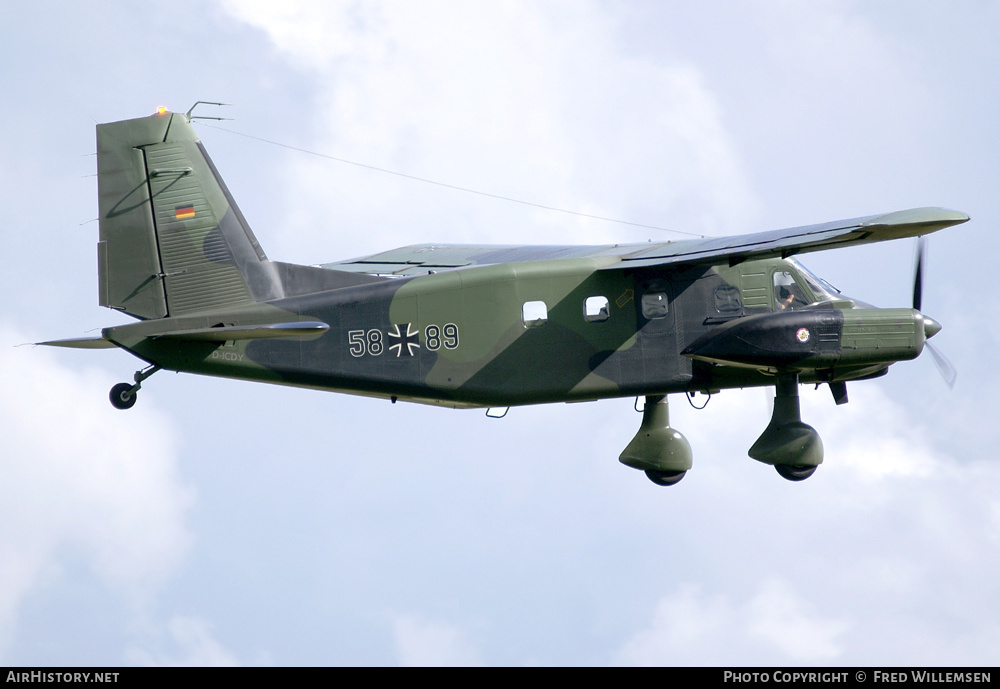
42,108,969,485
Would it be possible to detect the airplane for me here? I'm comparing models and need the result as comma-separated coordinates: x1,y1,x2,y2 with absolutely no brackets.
41,107,969,485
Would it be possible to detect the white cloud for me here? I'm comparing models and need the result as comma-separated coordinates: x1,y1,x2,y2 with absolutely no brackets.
391,613,481,667
218,0,759,262
127,616,240,667
614,584,731,665
747,579,847,660
616,580,847,665
752,0,900,88
802,384,942,482
0,326,193,655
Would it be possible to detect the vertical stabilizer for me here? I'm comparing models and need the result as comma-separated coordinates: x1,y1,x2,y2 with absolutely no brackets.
97,110,275,319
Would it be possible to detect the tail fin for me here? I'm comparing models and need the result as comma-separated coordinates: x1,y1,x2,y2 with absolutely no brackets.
97,109,275,319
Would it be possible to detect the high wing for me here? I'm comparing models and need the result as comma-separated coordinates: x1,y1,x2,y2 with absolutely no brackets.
322,243,626,277
322,207,968,277
606,207,969,270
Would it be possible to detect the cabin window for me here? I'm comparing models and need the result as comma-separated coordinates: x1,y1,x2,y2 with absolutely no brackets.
522,300,548,327
583,296,610,322
641,292,668,319
773,271,810,310
714,285,742,314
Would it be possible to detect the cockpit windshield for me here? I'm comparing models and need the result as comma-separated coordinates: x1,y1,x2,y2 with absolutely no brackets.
773,258,840,310
790,258,839,302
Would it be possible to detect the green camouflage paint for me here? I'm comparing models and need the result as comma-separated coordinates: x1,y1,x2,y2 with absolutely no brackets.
40,108,969,484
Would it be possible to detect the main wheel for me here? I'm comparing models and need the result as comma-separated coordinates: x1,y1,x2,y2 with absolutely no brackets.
109,383,137,410
645,469,687,486
775,464,817,481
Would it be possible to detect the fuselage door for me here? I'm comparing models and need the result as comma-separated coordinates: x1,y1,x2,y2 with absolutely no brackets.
633,280,687,387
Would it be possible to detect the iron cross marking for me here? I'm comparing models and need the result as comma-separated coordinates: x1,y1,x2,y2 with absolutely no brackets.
388,323,420,357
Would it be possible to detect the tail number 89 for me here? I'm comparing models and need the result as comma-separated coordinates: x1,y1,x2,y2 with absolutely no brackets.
423,323,459,351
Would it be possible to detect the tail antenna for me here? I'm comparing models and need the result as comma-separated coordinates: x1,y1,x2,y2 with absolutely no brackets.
185,101,234,120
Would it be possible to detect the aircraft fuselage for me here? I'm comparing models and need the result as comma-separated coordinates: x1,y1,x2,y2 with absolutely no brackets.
104,253,910,408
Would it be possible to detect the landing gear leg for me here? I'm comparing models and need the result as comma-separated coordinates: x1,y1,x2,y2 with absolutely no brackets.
749,373,823,480
109,364,161,410
620,395,693,486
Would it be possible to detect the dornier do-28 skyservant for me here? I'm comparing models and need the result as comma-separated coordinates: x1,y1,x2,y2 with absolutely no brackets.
42,107,968,485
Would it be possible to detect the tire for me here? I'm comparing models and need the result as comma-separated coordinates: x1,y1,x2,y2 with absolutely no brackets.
644,469,687,486
109,383,137,410
775,464,817,481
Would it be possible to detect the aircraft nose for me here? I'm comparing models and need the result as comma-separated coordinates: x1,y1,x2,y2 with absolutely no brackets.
920,314,943,339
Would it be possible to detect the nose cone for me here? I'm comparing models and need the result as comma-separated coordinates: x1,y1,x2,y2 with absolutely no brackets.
920,314,943,339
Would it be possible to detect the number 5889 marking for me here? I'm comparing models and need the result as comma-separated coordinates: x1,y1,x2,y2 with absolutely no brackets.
348,323,459,358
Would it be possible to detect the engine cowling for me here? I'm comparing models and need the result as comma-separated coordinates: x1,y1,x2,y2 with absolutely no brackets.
681,307,931,374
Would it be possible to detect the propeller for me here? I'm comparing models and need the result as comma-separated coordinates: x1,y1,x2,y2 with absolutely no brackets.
913,237,925,312
926,342,958,389
913,237,957,388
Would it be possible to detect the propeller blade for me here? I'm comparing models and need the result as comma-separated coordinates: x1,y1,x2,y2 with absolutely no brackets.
912,236,925,311
926,341,957,389
909,237,957,388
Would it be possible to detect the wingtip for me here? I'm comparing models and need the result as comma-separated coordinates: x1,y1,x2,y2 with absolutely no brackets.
868,207,970,229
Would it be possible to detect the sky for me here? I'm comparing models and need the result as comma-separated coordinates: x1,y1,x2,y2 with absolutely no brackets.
1,0,998,666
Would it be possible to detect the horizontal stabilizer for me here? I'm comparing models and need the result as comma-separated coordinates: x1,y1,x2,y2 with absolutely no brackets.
37,336,118,350
41,321,330,348
149,321,329,342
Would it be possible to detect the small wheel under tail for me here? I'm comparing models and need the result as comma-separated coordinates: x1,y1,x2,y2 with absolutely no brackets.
109,382,137,410
644,469,687,486
775,464,817,481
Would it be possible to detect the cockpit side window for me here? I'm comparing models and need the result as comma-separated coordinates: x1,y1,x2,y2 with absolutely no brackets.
773,270,810,310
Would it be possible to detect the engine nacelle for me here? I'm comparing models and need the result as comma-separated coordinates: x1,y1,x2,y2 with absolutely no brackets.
682,307,928,374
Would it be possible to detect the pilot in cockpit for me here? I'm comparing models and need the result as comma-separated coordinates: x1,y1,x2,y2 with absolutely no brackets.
774,271,809,310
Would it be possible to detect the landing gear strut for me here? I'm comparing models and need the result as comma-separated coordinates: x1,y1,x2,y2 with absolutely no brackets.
109,364,161,410
620,395,692,486
748,373,823,481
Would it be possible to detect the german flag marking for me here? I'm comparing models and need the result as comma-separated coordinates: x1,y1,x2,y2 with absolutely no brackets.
174,204,196,219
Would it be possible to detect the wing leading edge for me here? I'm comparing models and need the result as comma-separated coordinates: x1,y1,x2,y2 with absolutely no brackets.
319,208,968,278
605,207,969,270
